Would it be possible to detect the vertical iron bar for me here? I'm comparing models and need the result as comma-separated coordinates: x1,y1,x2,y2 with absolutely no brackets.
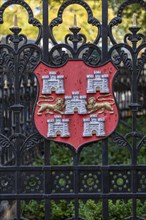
43,1,50,218
44,140,51,220
13,42,22,219
14,53,19,105
43,0,49,63
74,152,79,220
102,139,109,220
102,0,108,63
131,42,138,220
102,1,109,219
131,40,138,165
16,137,21,220
16,199,21,220
0,71,4,133
13,54,21,133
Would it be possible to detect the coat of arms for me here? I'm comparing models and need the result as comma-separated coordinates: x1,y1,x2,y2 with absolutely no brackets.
34,60,118,150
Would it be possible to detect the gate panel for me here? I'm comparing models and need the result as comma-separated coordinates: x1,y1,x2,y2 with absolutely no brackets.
0,0,146,219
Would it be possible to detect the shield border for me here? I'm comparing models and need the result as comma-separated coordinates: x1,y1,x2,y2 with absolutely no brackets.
33,60,119,150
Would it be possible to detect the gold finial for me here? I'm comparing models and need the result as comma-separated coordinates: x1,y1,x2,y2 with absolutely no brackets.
132,13,137,27
13,14,18,27
74,14,77,27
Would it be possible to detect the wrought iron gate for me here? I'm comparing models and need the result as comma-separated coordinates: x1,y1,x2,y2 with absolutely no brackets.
0,0,146,219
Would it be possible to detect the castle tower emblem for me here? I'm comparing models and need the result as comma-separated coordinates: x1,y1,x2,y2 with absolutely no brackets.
42,71,64,94
65,91,87,114
47,115,70,138
83,114,105,137
87,71,109,94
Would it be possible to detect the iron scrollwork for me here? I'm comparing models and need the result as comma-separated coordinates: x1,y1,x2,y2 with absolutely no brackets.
0,0,146,219
49,0,102,66
0,0,42,45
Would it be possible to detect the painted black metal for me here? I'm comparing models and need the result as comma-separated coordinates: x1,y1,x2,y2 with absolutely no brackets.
0,0,146,219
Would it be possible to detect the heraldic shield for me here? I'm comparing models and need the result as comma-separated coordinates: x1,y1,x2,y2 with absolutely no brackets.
34,60,119,150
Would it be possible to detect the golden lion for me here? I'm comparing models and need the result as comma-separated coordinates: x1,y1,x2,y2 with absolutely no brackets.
87,96,114,114
37,97,65,115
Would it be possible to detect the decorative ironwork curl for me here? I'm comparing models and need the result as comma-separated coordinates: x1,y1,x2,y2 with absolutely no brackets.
109,36,146,84
0,0,42,44
137,136,146,152
110,132,132,154
117,0,146,17
9,133,26,152
109,44,133,72
49,44,72,66
109,0,146,45
0,0,146,218
18,44,42,78
6,33,27,48
125,131,144,142
20,132,44,153
0,133,15,150
0,134,16,165
0,43,41,108
78,44,101,66
50,43,101,66
137,46,146,79
124,33,145,46
0,46,15,82
65,28,87,51
49,0,101,45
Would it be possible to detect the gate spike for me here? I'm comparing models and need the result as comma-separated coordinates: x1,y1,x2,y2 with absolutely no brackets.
74,14,77,27
13,14,18,27
132,13,137,27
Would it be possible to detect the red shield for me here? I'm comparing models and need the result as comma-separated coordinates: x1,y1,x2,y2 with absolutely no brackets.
34,60,118,150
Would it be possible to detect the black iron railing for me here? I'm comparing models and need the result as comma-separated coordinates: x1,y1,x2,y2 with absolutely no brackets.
0,0,146,219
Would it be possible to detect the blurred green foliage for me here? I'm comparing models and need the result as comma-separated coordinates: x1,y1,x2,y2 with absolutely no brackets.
21,199,146,220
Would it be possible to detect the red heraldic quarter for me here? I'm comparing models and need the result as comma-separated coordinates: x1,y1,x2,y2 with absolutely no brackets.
34,60,119,150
